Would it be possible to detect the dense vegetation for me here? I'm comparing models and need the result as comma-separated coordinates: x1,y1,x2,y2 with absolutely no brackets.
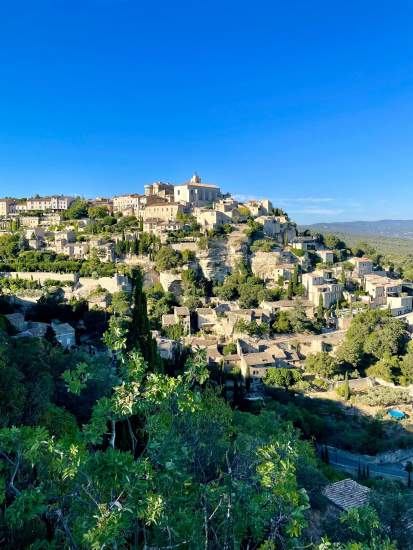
0,234,116,276
0,268,403,549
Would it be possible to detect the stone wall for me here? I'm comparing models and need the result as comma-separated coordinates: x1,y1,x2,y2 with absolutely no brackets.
0,271,77,284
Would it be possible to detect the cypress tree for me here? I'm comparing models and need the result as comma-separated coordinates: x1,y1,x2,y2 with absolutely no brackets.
127,268,162,371
292,265,299,290
317,294,324,320
287,281,293,300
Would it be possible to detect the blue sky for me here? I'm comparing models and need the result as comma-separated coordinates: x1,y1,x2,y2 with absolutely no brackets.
0,1,412,223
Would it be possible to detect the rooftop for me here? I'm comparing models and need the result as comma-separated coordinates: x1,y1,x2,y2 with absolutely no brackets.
242,352,277,366
322,479,370,511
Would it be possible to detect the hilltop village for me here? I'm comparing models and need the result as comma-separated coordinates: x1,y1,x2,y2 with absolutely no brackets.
2,174,413,548
1,173,413,394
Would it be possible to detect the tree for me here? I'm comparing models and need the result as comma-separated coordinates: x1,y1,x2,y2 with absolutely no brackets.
223,342,237,355
110,291,131,316
317,293,324,320
62,198,89,220
127,269,162,370
0,334,311,549
154,246,182,271
405,461,413,488
265,368,302,389
324,234,345,250
400,342,413,384
366,354,400,383
87,205,109,219
305,352,339,379
273,310,293,333
336,372,351,400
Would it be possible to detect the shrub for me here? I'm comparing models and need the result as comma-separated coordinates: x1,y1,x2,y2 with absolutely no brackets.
357,386,410,407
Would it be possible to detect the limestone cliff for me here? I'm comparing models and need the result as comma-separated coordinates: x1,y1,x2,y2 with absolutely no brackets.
196,230,250,283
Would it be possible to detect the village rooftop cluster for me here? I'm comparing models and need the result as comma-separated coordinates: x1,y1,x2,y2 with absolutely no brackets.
1,173,413,393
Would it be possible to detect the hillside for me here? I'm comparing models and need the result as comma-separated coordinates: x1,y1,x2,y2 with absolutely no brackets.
303,219,413,238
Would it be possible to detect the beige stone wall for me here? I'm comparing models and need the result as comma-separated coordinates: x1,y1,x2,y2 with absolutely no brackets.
0,271,77,283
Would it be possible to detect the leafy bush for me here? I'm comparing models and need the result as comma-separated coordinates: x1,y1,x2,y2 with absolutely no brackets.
305,353,339,379
265,368,302,389
357,386,410,407
155,246,182,271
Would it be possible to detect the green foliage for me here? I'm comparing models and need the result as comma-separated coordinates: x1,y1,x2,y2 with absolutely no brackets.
365,354,400,383
154,245,182,271
214,262,279,308
87,205,109,219
289,247,306,257
357,386,410,407
335,373,351,400
399,341,413,384
265,368,302,389
181,248,195,263
222,341,237,355
110,290,131,316
250,238,277,252
305,352,339,379
324,234,346,250
273,306,320,335
163,321,184,340
197,235,209,250
234,319,270,337
336,309,408,369
62,362,93,395
244,219,264,239
62,198,89,220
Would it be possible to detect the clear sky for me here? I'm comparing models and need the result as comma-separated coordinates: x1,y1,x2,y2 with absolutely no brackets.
1,1,412,223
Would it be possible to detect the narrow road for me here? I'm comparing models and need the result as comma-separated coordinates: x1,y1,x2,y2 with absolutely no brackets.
318,445,409,482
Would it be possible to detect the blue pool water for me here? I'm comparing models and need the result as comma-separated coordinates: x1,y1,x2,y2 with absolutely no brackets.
387,409,406,420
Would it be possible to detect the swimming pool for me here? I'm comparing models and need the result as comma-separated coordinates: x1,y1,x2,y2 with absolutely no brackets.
387,409,406,420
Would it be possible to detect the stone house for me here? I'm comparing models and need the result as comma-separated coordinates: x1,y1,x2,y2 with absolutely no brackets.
144,182,175,201
162,306,191,335
364,273,402,307
239,346,290,389
244,199,273,217
26,196,75,212
386,295,413,316
51,320,76,349
173,174,221,206
0,199,16,217
113,194,146,216
289,236,317,251
196,307,218,333
302,270,343,307
143,202,186,222
193,208,232,230
20,216,41,228
317,249,335,264
255,216,281,238
349,257,373,278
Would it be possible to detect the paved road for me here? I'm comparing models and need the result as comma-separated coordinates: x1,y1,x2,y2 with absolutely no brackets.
318,445,409,482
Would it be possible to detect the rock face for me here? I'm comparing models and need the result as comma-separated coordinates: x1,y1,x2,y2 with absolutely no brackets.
197,231,250,283
159,271,183,298
250,251,283,279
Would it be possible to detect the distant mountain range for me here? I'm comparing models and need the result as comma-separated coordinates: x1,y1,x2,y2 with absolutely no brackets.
301,219,413,239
